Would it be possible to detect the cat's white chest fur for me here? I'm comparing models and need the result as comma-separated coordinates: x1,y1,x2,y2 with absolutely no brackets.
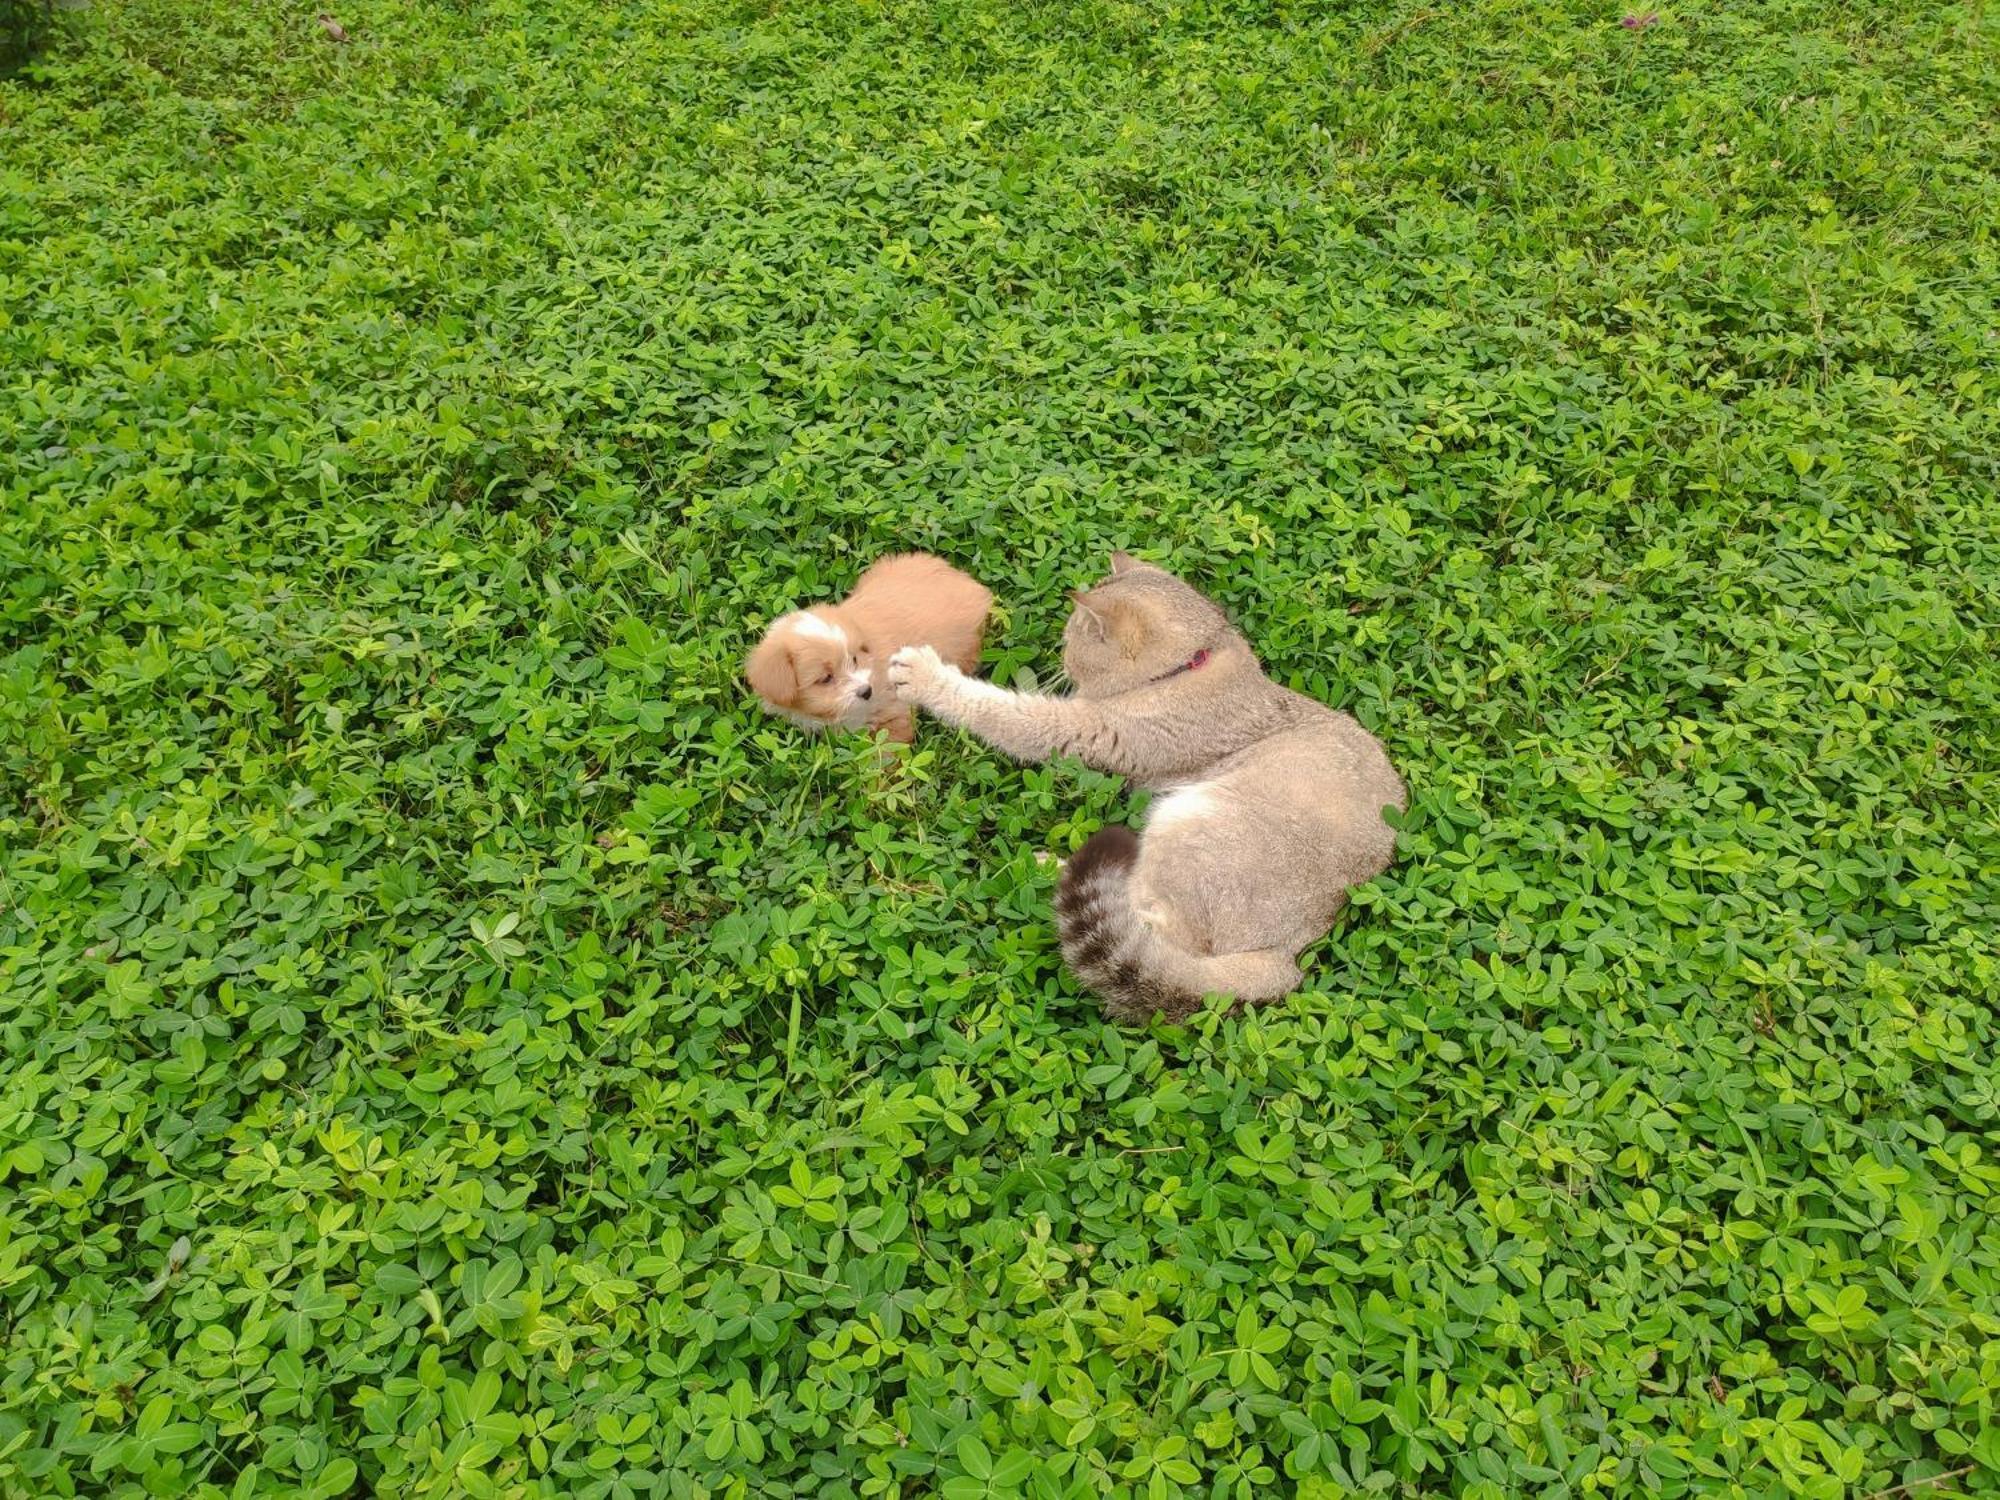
1147,783,1219,836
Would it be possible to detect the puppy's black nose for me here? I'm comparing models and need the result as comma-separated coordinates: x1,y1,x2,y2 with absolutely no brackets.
857,685,872,700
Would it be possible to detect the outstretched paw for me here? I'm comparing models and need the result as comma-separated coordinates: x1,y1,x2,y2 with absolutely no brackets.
886,645,947,706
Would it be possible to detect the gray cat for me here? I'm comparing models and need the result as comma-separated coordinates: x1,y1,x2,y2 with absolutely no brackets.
887,553,1406,1021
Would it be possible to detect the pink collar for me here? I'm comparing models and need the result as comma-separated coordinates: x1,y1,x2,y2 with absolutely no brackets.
1153,647,1211,683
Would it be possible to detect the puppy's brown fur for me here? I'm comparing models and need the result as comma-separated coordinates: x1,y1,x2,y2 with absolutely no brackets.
745,554,991,743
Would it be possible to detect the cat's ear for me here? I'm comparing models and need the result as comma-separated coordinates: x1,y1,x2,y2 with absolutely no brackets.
1069,590,1106,638
1098,596,1150,656
1110,550,1141,575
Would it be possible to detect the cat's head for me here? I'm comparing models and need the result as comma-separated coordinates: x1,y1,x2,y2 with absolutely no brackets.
1062,552,1238,697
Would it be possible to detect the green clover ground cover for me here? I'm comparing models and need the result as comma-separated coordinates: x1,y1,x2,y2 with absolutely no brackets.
4,0,1999,1494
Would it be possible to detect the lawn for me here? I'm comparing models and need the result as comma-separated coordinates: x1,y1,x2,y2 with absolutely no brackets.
3,0,1999,1494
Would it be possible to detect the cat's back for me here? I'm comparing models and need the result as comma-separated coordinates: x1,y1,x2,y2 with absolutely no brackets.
1117,660,1386,788
1159,697,1398,916
1216,691,1404,822
1297,697,1406,810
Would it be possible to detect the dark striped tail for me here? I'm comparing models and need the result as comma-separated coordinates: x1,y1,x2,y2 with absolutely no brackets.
1055,825,1301,1022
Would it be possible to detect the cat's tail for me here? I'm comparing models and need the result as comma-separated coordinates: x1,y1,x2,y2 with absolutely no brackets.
1055,825,1301,1022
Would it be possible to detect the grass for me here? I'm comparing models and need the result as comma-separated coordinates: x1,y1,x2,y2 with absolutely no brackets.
3,0,1999,1495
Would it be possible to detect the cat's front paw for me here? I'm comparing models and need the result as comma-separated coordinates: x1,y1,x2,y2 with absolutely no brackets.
886,645,948,707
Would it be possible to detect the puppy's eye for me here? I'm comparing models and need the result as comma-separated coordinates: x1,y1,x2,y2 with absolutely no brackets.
819,672,835,685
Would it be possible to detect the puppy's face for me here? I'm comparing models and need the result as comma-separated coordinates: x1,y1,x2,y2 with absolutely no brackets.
744,609,877,729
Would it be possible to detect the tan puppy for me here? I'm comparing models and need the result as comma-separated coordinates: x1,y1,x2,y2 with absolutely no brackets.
745,554,991,743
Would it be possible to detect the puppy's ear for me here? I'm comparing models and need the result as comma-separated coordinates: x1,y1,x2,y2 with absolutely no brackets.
744,632,799,706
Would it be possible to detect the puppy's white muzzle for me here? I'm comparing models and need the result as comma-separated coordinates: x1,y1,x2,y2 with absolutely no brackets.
837,670,877,726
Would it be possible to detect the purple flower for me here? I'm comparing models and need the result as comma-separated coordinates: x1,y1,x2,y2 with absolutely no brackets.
1621,11,1660,27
